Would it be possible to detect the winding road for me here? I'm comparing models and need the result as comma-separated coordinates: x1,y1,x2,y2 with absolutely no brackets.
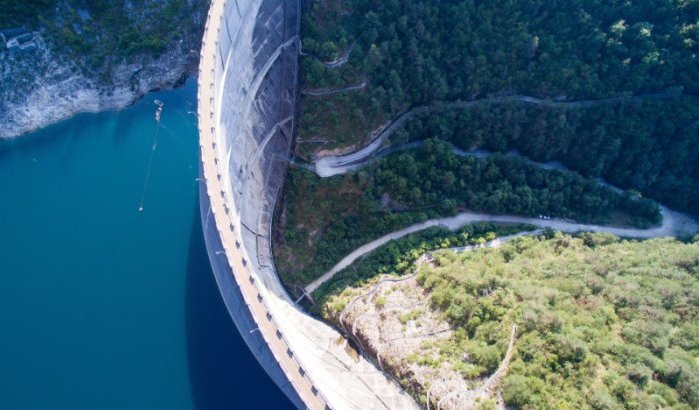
314,90,681,177
305,206,698,294
311,139,555,178
303,135,699,295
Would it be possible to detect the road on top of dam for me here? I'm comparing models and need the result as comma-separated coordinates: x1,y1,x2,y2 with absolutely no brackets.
197,1,330,408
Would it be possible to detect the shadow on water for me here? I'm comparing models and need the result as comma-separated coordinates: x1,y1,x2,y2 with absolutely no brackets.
184,203,294,410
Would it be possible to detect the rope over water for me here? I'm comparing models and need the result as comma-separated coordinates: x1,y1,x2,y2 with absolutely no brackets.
138,100,164,212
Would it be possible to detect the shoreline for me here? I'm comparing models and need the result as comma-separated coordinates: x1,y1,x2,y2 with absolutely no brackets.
0,31,200,140
0,69,197,140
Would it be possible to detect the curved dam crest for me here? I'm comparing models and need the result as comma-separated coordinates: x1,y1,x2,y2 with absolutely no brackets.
197,0,419,408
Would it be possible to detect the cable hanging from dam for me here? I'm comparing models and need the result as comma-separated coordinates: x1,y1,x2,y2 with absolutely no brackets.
138,100,164,212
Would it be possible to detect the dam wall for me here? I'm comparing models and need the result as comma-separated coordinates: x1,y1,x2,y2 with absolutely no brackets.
198,0,419,408
199,181,305,408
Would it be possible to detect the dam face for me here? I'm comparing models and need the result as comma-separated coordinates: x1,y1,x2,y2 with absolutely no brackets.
198,1,419,408
213,0,297,292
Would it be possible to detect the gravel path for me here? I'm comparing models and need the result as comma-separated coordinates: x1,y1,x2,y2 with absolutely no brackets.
313,91,680,177
314,139,555,177
304,89,697,294
305,206,698,294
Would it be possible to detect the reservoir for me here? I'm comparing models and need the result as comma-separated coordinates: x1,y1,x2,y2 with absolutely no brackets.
0,79,292,409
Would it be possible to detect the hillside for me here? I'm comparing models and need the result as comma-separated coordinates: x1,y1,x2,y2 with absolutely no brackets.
321,232,699,409
295,0,699,216
0,0,206,138
273,140,663,294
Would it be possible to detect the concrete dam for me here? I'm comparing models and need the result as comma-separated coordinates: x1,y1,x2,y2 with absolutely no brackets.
197,0,418,408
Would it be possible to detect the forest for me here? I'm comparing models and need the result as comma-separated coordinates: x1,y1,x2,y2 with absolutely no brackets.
322,232,699,409
296,0,699,216
369,140,660,226
273,141,661,293
389,97,699,217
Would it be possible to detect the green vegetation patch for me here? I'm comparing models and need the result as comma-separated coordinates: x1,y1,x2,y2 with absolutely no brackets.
369,140,660,226
297,0,699,217
274,140,661,293
0,0,54,27
324,232,699,409
50,0,203,60
299,0,698,151
312,222,535,313
274,164,432,292
390,98,699,217
421,233,699,409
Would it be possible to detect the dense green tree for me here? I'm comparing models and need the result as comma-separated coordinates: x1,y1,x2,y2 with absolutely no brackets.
297,0,699,216
275,141,661,292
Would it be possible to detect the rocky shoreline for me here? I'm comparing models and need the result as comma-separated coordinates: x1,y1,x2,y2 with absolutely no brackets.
1,27,201,139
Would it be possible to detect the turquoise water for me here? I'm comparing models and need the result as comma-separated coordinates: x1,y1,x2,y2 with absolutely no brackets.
0,79,291,409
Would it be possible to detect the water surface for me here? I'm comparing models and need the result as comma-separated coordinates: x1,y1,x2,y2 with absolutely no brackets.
0,79,292,409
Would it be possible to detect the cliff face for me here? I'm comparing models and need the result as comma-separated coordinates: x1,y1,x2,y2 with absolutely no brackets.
325,274,480,410
0,0,206,138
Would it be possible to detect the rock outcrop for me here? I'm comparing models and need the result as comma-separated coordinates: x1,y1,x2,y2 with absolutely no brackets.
0,2,204,138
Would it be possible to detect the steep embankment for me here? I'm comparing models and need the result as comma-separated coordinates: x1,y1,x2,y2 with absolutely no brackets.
0,0,206,138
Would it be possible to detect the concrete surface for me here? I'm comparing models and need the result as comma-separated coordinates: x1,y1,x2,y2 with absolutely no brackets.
197,1,419,408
